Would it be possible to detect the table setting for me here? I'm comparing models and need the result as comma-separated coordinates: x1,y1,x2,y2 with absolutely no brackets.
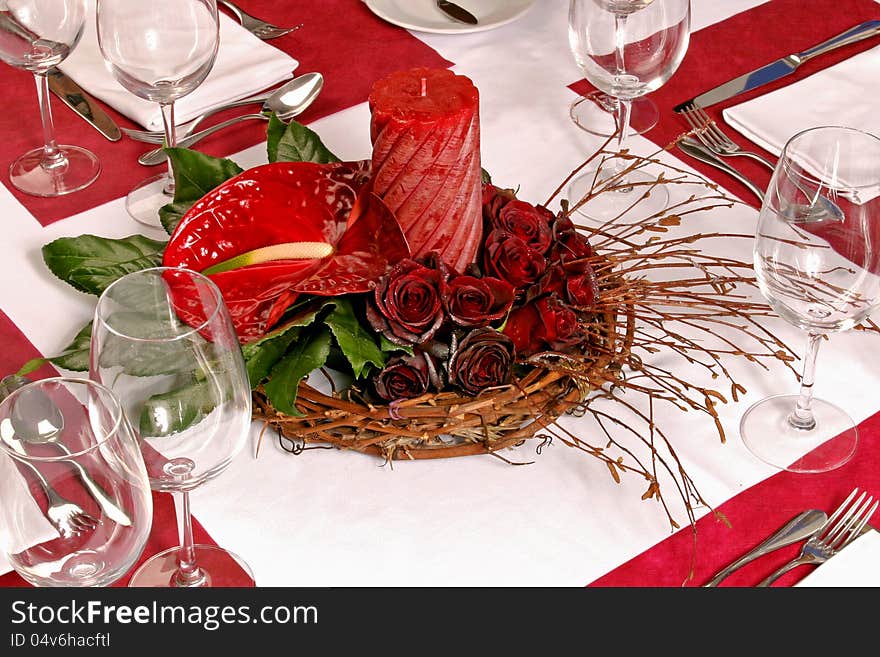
0,0,878,591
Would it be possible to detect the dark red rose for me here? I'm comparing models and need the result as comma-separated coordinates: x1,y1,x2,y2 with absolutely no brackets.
366,259,446,345
551,216,595,262
442,275,515,327
503,295,583,356
482,229,546,292
373,351,440,402
482,184,516,225
539,262,600,309
447,328,515,396
491,199,554,254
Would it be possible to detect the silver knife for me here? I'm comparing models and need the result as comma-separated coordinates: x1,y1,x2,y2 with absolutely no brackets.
47,68,122,142
437,0,478,25
674,20,880,111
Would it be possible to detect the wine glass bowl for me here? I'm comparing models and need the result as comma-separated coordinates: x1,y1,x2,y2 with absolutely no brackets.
0,377,152,587
90,267,254,586
0,0,100,197
96,0,220,228
741,125,880,473
566,0,690,224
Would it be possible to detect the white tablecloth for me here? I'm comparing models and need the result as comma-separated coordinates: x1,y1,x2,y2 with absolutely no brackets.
1,0,878,586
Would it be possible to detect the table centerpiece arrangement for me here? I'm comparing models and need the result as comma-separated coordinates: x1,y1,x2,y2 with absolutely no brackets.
26,67,820,539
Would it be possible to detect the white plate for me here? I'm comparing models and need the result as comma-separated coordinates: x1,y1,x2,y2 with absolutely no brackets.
364,0,535,35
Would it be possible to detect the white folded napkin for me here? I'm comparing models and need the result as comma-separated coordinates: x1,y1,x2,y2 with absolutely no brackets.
723,44,880,158
795,528,880,587
59,2,298,131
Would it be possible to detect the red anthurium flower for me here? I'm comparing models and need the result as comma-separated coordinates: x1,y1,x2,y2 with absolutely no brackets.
163,161,410,342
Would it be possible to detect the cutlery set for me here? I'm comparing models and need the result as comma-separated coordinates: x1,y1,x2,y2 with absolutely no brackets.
706,488,877,587
673,19,880,201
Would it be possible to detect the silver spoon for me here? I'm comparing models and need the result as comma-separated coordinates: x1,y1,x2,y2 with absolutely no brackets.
138,71,324,167
0,375,132,527
122,81,295,143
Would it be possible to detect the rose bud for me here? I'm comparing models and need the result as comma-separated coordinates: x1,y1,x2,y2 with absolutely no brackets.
492,199,554,255
482,229,546,292
366,258,446,346
442,275,515,328
447,328,515,396
374,350,439,401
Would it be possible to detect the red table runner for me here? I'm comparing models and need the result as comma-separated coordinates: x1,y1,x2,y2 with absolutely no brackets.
574,0,880,586
0,309,220,587
0,0,452,227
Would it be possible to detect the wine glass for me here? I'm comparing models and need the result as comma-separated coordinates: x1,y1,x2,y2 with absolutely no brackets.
741,125,880,473
0,377,152,586
0,0,100,197
90,267,255,586
567,0,690,224
96,0,219,229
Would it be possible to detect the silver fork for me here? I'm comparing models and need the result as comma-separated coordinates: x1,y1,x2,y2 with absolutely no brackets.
757,488,878,587
17,457,100,539
219,0,302,40
677,102,776,171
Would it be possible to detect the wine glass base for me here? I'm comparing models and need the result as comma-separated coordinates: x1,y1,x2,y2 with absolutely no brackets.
570,93,659,137
740,394,858,473
9,145,100,197
126,172,174,230
567,166,669,225
128,544,256,587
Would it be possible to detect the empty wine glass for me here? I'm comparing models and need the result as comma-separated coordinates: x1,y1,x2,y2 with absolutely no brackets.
0,0,100,197
567,0,690,224
90,267,254,586
0,377,152,587
741,125,880,473
96,0,219,228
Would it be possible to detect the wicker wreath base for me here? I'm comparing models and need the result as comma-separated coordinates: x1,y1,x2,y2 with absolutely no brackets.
252,299,633,462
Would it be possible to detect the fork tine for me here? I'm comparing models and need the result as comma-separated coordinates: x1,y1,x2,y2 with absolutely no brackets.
821,490,866,544
827,496,876,551
822,488,859,531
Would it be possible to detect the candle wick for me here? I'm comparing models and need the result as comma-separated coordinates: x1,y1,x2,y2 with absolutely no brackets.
420,77,427,97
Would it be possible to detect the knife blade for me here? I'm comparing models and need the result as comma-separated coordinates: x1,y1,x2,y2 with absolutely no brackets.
674,19,880,112
47,69,122,142
437,0,478,25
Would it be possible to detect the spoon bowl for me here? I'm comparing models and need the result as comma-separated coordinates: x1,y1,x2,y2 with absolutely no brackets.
138,72,324,166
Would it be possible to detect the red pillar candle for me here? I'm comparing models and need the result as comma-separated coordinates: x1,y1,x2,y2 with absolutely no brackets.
368,67,483,273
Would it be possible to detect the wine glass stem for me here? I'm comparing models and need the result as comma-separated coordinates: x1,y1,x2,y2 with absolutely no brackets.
159,101,177,196
33,72,67,171
788,331,822,431
610,12,632,185
172,489,207,586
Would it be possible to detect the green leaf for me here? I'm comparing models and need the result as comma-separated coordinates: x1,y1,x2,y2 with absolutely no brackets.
263,327,332,416
481,167,492,184
138,377,217,438
241,310,321,386
380,334,413,356
16,357,48,377
42,234,167,296
323,298,385,379
268,117,340,164
160,148,245,234
95,311,203,377
47,321,93,372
